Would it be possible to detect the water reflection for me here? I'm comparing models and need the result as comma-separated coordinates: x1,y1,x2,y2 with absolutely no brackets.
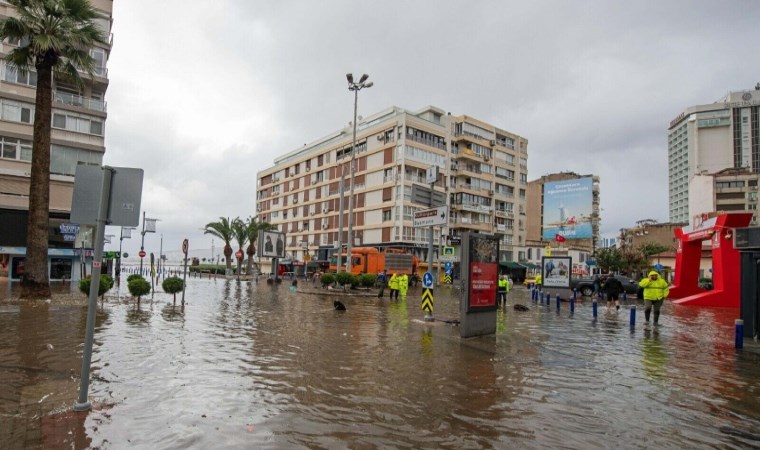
1,277,760,448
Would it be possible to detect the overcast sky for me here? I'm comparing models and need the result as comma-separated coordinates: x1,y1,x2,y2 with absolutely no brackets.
101,0,760,260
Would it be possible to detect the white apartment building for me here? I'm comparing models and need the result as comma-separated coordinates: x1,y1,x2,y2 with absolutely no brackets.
668,85,760,223
255,106,528,265
0,0,112,281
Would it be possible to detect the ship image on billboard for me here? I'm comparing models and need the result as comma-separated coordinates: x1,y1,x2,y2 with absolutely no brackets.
542,178,593,240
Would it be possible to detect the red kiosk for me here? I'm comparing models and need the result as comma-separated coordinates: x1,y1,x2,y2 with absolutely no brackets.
669,213,752,308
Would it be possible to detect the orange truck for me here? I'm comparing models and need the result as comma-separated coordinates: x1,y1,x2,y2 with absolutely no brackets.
329,247,418,276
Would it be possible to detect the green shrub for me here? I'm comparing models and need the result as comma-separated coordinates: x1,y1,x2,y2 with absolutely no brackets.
335,271,355,287
78,274,114,298
320,273,335,287
162,276,184,304
127,274,144,283
128,277,151,305
359,273,377,288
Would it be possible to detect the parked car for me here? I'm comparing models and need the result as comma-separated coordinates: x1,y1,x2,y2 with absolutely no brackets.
571,274,640,297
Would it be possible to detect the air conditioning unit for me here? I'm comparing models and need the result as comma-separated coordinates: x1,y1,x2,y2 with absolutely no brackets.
752,186,758,190
483,156,490,162
322,223,328,229
272,176,279,182
322,208,329,214
377,134,385,141
488,190,495,195
490,140,496,146
306,167,311,172
298,227,304,232
293,198,298,204
310,211,315,216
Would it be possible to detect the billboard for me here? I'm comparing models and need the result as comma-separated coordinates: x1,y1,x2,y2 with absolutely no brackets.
465,233,499,312
542,256,571,289
258,230,286,259
542,177,593,240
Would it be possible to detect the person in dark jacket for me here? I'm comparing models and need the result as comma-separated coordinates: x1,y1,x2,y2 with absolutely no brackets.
603,275,624,311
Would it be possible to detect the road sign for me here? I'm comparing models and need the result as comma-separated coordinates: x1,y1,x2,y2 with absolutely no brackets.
413,206,448,228
423,272,434,288
182,239,189,255
426,166,439,184
139,250,146,258
92,261,101,268
421,288,434,313
443,246,454,256
654,263,664,271
444,262,452,272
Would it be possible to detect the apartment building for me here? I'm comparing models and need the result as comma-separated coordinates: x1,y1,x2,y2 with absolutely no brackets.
668,84,760,223
255,105,528,265
0,0,112,280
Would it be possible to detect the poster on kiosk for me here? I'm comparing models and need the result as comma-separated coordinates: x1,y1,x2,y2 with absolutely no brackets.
466,233,499,312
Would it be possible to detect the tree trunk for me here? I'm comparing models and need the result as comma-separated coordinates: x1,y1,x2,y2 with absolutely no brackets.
246,243,255,275
224,244,232,271
20,58,54,299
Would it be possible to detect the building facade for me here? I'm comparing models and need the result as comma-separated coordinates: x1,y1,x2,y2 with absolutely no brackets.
689,168,759,227
668,85,760,223
0,0,112,280
255,106,528,266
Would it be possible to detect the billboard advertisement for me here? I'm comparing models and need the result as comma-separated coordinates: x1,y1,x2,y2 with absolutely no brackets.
542,256,571,289
258,230,286,259
542,177,593,240
466,234,499,312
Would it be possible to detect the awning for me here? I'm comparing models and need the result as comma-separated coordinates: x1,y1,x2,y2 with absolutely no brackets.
521,262,539,269
500,261,525,269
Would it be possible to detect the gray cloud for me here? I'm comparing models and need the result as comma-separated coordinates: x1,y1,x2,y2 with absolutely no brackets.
104,0,760,256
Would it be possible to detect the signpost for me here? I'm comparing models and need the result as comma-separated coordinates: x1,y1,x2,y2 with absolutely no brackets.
412,206,448,228
422,272,434,320
70,165,143,412
181,239,189,305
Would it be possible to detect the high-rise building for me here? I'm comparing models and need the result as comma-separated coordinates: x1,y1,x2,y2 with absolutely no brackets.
0,0,112,280
668,85,760,223
255,105,528,266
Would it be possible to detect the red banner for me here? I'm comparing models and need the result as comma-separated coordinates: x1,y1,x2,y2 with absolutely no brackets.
468,261,498,308
555,233,566,242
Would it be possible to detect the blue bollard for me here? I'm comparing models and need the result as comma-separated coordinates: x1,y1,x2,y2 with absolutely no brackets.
592,300,598,319
630,305,636,327
545,292,550,305
735,319,744,349
540,291,544,304
572,289,577,301
532,289,537,302
556,294,560,311
570,296,575,314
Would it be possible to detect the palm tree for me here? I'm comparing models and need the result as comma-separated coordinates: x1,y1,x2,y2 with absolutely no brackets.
231,218,248,276
245,217,273,274
203,217,234,272
0,0,107,299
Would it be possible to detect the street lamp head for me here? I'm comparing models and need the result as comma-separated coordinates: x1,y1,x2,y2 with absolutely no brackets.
364,81,373,88
359,73,369,83
346,73,354,83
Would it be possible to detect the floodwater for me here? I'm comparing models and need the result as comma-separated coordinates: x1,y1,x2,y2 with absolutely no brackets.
1,274,760,449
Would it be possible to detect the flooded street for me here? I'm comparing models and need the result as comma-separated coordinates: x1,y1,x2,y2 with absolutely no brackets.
2,274,760,449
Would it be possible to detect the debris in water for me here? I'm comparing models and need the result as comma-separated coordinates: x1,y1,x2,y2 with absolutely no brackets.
38,393,52,403
46,343,54,350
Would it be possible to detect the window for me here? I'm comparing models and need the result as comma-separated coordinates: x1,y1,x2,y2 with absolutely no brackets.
50,145,103,176
382,209,392,221
3,63,37,87
90,48,107,76
52,112,104,136
0,136,32,162
1,99,33,124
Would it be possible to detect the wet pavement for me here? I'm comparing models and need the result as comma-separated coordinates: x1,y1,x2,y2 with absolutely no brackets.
1,274,759,449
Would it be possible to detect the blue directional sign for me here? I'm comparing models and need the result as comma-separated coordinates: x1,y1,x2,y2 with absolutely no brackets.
654,263,664,271
423,272,434,288
444,262,452,272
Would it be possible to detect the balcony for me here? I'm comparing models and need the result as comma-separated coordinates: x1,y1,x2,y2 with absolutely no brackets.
452,148,482,163
406,133,446,150
54,91,107,112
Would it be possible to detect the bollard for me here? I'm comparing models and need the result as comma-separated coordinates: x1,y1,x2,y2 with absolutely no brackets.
623,291,627,302
531,289,536,302
572,289,577,301
735,319,744,349
556,294,560,311
592,299,598,319
630,305,636,327
570,296,575,314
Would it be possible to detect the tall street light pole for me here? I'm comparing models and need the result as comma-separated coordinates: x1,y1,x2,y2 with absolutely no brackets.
345,73,373,274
